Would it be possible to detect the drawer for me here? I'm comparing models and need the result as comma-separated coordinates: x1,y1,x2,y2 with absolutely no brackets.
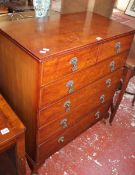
37,102,110,162
98,34,133,62
38,68,122,127
38,91,115,144
40,52,127,108
41,45,98,86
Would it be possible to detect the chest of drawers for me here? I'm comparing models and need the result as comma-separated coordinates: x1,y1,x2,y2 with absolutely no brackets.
0,12,134,173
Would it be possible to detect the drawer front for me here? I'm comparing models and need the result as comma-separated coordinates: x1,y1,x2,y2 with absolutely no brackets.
37,102,110,162
41,45,98,86
38,69,122,127
98,34,133,62
38,85,116,144
40,52,127,108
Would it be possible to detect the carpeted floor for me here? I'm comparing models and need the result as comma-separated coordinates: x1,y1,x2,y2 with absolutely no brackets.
36,84,135,175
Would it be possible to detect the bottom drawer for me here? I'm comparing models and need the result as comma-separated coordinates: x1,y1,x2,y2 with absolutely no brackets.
37,102,111,163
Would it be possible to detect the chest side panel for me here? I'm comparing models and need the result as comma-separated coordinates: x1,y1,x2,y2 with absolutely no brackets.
0,34,40,161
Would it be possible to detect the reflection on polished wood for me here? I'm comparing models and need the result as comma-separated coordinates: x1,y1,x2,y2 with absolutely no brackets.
0,12,134,60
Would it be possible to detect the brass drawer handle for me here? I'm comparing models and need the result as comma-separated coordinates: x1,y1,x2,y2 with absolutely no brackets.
64,100,71,112
100,94,105,104
66,80,74,94
58,136,64,143
70,57,78,71
110,61,115,72
115,42,121,54
60,118,68,128
106,79,111,87
95,111,100,119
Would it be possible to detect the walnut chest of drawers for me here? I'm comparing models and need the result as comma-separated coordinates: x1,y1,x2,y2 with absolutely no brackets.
0,12,134,173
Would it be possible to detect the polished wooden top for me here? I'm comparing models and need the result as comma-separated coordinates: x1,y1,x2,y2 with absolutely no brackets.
0,95,25,145
0,12,135,62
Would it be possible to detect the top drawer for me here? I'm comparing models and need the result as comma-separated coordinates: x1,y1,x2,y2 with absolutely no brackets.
41,45,98,86
39,52,128,108
98,34,134,62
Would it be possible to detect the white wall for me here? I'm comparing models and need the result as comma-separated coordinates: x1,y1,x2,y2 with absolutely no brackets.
116,0,130,11
88,0,116,17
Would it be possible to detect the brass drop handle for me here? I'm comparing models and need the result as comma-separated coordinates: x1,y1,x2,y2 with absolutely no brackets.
110,61,115,72
64,100,71,112
95,111,100,119
115,42,121,54
106,79,112,88
70,57,78,71
66,80,74,94
58,136,64,143
100,94,105,104
60,118,68,128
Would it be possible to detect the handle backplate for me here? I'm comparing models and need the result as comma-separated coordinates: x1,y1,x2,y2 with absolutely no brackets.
106,79,112,88
110,61,115,72
58,136,64,143
64,100,71,112
115,42,121,54
70,57,78,71
60,118,68,128
66,80,74,94
100,94,105,104
95,111,100,119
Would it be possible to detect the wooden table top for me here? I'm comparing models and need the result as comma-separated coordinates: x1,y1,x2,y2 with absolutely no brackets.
0,95,25,145
0,12,135,62
0,5,8,14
